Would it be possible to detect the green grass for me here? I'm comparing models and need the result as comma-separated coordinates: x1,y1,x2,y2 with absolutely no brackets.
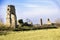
0,28,60,40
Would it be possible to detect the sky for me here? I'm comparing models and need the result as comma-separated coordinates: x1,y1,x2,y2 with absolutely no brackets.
0,0,60,24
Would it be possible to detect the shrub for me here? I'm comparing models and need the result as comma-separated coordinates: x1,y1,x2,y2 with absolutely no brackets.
18,19,23,24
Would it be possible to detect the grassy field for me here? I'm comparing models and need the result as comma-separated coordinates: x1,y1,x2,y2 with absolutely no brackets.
0,28,60,40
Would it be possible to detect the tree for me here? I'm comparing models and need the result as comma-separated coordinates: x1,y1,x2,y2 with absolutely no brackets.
18,19,23,24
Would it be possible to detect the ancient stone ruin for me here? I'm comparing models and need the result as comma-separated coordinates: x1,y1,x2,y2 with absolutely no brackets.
6,5,17,28
40,18,43,26
47,18,51,24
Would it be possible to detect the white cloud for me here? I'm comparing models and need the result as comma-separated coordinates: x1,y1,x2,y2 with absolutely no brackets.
19,1,59,19
26,0,52,2
20,7,59,18
23,4,40,7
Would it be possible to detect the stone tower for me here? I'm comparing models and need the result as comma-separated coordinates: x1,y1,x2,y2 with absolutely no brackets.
40,18,43,26
6,5,17,28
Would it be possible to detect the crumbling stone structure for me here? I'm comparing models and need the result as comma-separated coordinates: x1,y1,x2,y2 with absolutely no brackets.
47,18,51,24
40,18,43,26
6,5,17,28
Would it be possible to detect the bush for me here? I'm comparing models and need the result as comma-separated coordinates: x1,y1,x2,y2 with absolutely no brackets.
18,19,23,24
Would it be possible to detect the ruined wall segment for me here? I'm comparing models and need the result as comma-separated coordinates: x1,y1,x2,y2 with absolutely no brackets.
47,18,51,25
6,5,17,28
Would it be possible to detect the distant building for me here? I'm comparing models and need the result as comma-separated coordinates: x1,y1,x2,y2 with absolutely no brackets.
6,5,17,28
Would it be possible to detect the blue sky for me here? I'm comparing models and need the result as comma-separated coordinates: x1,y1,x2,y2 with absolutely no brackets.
0,0,60,24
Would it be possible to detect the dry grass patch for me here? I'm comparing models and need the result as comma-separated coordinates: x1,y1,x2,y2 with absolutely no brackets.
0,28,60,40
